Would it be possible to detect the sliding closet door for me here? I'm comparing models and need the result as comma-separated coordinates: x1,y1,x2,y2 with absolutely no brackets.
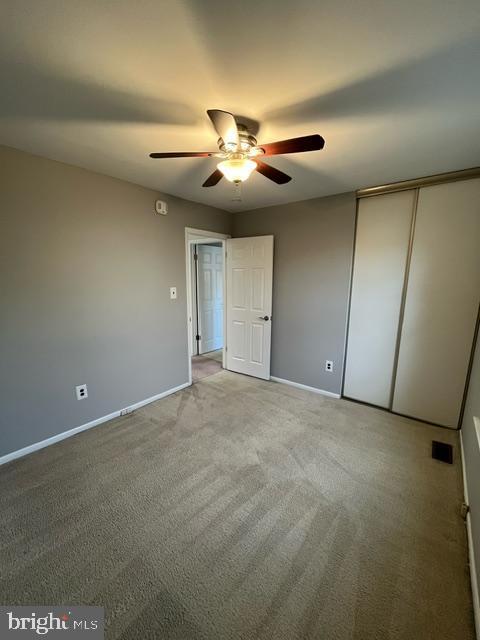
344,190,415,407
393,178,480,428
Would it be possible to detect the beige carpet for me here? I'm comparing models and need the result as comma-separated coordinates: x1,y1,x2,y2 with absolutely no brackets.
0,371,474,639
192,350,223,382
205,349,223,363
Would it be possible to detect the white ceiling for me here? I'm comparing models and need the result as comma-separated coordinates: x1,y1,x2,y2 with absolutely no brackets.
1,0,479,212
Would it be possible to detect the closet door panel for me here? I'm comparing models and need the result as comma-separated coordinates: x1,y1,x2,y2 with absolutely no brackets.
392,178,480,427
344,190,415,407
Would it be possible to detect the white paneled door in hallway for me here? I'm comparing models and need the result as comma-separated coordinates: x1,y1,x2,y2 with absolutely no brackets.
197,244,224,354
226,236,273,380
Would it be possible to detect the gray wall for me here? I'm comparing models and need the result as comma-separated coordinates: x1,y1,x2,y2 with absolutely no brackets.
461,331,480,602
0,145,231,457
233,193,356,394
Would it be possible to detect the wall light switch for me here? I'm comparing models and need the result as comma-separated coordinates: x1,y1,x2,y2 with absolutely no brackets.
170,287,177,300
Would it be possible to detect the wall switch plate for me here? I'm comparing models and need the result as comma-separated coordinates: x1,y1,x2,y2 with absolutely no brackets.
170,286,177,300
155,200,168,215
75,384,88,400
325,360,333,372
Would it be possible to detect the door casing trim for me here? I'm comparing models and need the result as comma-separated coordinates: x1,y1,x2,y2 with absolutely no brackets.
185,227,230,385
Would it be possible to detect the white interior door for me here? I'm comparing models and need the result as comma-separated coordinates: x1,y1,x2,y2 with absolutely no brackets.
197,244,224,354
226,236,273,380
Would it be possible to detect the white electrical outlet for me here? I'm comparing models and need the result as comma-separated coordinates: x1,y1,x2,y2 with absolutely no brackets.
75,384,88,400
120,407,133,416
170,286,177,300
325,360,333,372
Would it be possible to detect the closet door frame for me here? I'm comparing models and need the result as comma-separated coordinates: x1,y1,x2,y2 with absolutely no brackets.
342,166,480,429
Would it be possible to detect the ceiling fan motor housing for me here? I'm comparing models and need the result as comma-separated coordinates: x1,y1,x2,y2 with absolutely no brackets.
218,125,262,157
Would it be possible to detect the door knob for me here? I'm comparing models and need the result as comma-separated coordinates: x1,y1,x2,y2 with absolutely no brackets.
258,315,270,321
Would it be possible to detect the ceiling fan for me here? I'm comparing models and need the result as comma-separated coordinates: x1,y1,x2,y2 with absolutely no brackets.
149,109,325,187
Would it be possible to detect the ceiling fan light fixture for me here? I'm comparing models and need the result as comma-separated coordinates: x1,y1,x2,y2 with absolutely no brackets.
217,158,256,183
149,109,324,188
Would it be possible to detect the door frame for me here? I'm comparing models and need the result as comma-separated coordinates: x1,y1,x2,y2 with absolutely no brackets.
185,227,230,385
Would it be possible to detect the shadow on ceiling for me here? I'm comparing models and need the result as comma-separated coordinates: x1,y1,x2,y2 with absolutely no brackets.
0,51,198,126
263,35,480,124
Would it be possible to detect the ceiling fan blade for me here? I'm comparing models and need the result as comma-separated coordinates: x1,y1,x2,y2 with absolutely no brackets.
202,169,224,187
149,151,215,158
255,160,292,184
259,134,325,156
207,109,239,149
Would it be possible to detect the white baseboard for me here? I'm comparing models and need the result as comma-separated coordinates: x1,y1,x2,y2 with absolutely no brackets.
460,429,480,639
0,381,190,467
270,376,340,399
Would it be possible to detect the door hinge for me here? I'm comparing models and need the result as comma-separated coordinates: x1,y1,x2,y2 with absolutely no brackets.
196,334,200,341
194,253,198,261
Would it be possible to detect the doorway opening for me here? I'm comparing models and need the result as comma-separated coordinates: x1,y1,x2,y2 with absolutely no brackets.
185,228,230,385
192,242,223,382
